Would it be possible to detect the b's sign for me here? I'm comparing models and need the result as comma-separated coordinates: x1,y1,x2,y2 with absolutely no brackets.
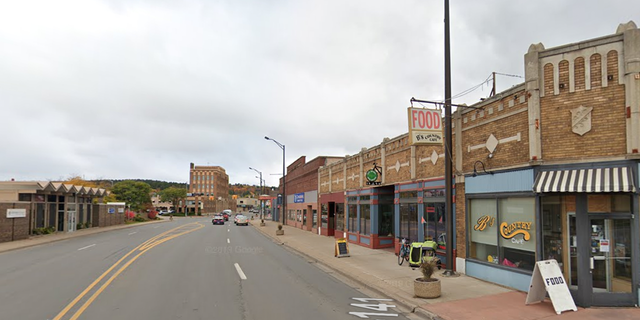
407,107,443,145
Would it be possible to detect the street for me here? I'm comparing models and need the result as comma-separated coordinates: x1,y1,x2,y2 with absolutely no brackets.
0,218,415,320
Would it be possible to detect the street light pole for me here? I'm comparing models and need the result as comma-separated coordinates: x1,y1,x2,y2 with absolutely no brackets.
265,136,285,226
249,167,263,220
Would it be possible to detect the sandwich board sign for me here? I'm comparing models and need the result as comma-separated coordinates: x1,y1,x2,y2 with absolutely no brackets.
525,259,577,314
335,238,350,258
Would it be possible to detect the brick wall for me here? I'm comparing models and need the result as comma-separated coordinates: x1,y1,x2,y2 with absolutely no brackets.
540,50,626,160
455,183,466,259
94,204,125,227
384,147,411,182
0,202,31,243
345,155,360,190
460,88,530,172
415,144,446,179
287,157,329,195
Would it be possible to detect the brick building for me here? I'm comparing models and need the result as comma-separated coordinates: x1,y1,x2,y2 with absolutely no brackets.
0,181,121,243
187,163,231,214
316,21,640,307
281,156,342,231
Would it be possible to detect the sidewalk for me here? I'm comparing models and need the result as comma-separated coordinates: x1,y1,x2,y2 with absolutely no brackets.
0,218,168,254
251,220,640,320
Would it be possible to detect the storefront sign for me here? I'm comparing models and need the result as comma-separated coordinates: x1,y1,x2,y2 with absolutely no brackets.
6,208,26,218
294,193,305,203
474,215,532,242
473,215,495,231
526,259,577,315
500,221,532,241
335,238,350,258
408,107,443,145
365,163,382,186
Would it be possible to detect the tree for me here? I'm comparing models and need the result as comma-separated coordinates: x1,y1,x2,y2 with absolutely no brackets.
160,187,187,212
111,180,152,212
62,175,99,188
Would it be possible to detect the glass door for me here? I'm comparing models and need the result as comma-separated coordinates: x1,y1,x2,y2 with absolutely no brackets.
589,217,633,306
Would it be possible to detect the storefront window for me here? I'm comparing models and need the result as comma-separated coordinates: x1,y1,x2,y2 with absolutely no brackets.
321,204,328,228
542,195,577,287
469,197,536,271
498,198,536,271
469,199,498,262
424,202,445,244
312,209,318,229
378,204,394,236
348,204,357,232
360,204,370,235
399,203,418,242
335,203,345,231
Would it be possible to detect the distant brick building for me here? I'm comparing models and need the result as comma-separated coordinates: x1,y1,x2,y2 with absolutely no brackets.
282,156,342,231
187,163,232,214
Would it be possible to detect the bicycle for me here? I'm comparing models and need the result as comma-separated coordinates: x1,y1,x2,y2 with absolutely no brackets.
397,237,410,265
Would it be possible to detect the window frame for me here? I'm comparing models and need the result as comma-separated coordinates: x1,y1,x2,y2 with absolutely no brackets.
466,192,537,274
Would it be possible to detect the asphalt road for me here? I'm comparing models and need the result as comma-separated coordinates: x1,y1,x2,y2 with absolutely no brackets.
0,217,415,320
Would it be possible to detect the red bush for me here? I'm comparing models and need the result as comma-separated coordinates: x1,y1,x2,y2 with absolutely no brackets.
148,211,157,219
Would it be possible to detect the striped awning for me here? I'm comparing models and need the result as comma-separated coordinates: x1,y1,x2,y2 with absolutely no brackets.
533,167,636,193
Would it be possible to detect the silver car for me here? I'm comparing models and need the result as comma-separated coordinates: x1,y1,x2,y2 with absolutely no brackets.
235,215,248,226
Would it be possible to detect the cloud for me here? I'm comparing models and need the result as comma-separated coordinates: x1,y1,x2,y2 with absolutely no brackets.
0,0,638,185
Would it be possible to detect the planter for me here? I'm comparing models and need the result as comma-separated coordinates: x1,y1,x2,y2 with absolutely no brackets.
276,229,284,235
414,278,441,299
260,222,266,227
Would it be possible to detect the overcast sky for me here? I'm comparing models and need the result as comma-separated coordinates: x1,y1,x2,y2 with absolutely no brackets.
1,1,638,187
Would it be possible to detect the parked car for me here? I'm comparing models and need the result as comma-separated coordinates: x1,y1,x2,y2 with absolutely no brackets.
212,215,224,225
235,215,248,226
158,209,174,216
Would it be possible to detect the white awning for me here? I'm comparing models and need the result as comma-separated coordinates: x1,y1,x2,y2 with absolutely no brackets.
533,167,636,193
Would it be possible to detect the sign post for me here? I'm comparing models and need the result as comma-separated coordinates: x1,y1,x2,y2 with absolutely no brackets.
526,259,577,314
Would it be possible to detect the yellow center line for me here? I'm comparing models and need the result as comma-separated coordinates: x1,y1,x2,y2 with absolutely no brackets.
53,222,204,320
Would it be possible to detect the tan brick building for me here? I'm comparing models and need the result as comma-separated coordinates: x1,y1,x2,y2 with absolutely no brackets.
316,21,640,307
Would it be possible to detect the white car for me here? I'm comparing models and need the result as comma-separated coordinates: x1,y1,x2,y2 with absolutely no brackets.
235,215,248,226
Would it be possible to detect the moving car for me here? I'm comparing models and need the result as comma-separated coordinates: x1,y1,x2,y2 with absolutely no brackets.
212,215,224,225
235,215,248,226
222,209,232,221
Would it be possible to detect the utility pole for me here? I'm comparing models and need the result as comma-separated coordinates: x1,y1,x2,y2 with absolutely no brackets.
443,0,456,277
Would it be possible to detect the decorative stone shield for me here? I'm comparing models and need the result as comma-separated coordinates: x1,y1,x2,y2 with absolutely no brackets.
570,106,593,136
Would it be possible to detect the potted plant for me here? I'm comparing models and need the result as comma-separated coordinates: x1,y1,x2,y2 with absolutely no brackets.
276,223,284,235
414,259,441,298
260,219,265,227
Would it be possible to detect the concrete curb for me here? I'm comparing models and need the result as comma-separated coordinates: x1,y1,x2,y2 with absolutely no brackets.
0,219,168,254
249,222,440,320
